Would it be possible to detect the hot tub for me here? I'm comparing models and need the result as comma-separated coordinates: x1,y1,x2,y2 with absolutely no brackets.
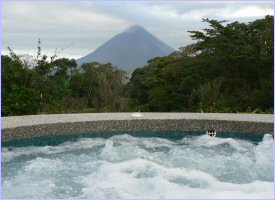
1,113,274,198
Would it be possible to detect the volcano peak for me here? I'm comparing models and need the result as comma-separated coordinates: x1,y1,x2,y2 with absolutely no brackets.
77,25,174,74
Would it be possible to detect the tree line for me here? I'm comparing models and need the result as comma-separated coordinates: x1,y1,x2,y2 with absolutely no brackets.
2,16,273,116
2,47,127,115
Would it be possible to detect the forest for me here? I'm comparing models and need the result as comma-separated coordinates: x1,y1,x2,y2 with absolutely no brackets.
1,16,274,116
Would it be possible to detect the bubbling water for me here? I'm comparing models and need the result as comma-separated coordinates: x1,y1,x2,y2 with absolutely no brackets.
2,134,274,198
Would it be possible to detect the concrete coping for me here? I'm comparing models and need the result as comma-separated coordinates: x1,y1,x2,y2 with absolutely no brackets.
1,113,274,142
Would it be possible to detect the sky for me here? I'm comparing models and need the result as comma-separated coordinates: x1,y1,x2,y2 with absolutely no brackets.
2,0,274,59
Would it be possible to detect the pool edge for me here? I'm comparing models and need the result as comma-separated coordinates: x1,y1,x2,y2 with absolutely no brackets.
2,113,274,142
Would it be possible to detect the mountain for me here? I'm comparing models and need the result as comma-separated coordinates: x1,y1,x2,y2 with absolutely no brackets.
76,25,175,73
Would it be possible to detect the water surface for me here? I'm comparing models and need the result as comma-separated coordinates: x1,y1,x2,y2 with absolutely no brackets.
2,133,274,198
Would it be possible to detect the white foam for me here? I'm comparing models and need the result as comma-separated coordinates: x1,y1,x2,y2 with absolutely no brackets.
2,137,105,162
189,135,255,152
2,134,274,198
79,158,273,198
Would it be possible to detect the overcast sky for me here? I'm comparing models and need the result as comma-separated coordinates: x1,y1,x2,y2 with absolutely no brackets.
2,0,274,59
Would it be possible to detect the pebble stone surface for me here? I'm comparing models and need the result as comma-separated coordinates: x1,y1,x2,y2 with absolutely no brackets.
2,113,274,142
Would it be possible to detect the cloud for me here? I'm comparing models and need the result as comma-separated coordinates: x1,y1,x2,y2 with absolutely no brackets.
2,1,273,59
219,5,274,18
136,2,273,21
2,1,130,58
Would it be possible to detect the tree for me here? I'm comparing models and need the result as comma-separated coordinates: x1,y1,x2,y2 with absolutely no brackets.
127,16,274,113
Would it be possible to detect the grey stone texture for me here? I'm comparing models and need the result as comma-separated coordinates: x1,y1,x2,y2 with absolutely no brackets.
2,113,274,142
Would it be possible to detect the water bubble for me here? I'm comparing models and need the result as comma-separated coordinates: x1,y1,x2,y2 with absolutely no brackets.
2,133,274,198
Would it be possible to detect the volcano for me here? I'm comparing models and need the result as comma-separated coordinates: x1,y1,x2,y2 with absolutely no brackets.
76,25,175,73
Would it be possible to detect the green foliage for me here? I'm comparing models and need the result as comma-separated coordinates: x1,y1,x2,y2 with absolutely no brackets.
81,108,96,113
2,16,273,115
70,62,127,112
2,39,127,115
2,86,40,116
2,55,40,116
127,16,274,113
